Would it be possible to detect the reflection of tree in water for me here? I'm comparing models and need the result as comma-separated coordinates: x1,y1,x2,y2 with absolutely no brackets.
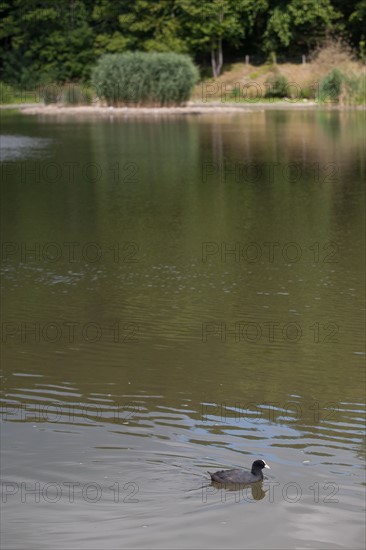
316,111,341,139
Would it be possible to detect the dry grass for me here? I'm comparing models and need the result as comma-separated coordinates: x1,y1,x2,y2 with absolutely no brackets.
193,39,365,102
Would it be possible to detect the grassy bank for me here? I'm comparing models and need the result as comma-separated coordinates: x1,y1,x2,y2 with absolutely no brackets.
0,82,30,104
192,41,366,106
1,42,365,108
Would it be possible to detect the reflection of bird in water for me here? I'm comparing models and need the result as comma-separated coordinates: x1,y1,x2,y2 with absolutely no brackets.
250,483,266,501
209,480,267,501
208,459,270,484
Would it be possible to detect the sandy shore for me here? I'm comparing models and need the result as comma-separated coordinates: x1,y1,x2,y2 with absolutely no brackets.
3,100,362,116
13,100,320,116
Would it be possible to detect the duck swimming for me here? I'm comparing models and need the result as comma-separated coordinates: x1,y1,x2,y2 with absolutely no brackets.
208,459,270,484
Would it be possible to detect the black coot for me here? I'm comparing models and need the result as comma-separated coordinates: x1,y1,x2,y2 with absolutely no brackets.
208,459,270,484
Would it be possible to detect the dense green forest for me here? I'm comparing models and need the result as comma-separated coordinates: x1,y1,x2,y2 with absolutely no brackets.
0,0,365,86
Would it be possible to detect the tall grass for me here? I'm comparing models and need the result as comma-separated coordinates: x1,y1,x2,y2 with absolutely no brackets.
264,72,289,98
319,69,366,105
62,84,93,105
92,52,199,107
0,82,27,104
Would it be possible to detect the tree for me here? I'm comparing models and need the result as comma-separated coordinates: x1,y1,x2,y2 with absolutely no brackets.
0,0,95,85
179,0,263,77
0,0,365,86
348,1,366,53
92,0,187,56
263,0,342,55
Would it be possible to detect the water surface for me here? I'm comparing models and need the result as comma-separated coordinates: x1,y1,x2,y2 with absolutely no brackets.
1,109,365,549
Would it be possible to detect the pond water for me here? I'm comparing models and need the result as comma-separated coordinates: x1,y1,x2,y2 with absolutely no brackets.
1,109,365,549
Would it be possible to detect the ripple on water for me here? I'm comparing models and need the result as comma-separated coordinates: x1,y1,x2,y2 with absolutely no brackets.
0,134,53,161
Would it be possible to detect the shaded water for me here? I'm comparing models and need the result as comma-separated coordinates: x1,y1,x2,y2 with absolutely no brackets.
1,109,365,549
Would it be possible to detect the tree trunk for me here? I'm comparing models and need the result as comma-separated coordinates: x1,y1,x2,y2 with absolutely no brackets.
217,38,223,76
211,45,218,77
211,7,224,78
211,39,223,78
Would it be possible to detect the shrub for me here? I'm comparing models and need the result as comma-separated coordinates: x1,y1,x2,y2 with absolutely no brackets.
318,68,344,102
41,84,62,105
91,52,199,107
353,74,366,104
0,82,20,104
300,85,315,100
265,72,289,98
63,84,93,105
318,69,364,104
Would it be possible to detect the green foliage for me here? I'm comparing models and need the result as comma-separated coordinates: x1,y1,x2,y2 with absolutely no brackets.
300,85,315,100
178,0,255,50
0,0,95,85
318,68,365,103
93,0,188,56
265,73,289,98
41,84,62,105
349,1,366,51
0,81,23,103
91,52,199,106
263,0,341,53
319,68,344,101
354,74,366,103
63,84,93,105
0,0,365,85
178,0,268,75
